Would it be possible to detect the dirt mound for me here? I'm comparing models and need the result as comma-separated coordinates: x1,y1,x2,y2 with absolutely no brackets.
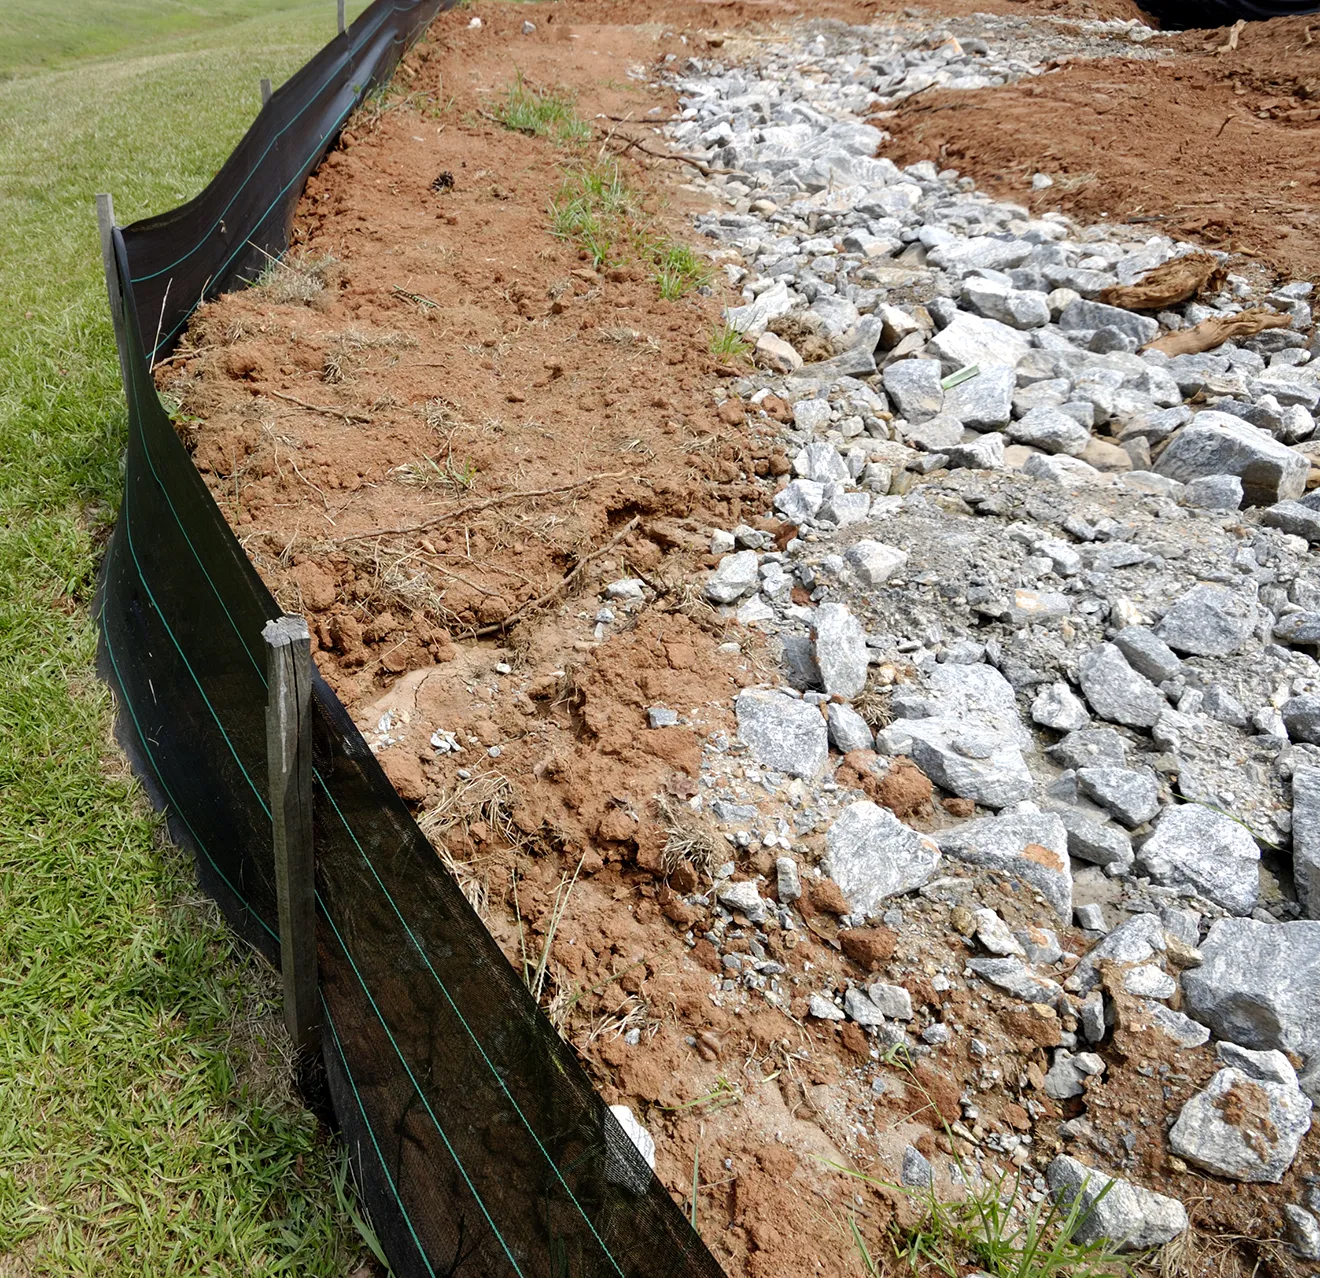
880,15,1320,281
157,3,1320,1274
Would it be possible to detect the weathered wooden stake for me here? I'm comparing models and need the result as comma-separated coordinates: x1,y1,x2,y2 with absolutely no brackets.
95,193,133,391
264,615,319,1052
260,76,273,106
338,0,346,35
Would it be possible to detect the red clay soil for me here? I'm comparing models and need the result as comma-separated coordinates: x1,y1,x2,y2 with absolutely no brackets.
881,14,1320,281
158,2,1318,1275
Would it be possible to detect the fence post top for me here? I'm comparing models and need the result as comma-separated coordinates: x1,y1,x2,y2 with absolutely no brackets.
263,615,310,646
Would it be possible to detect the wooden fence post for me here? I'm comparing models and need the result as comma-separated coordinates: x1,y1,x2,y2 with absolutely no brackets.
338,0,347,35
260,77,272,106
263,615,319,1052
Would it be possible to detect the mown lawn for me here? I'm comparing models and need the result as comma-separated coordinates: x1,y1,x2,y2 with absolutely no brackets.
0,3,389,1272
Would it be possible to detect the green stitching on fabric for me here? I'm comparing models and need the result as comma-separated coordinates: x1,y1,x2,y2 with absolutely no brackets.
323,997,439,1278
99,617,279,945
317,782,630,1276
318,900,527,1277
121,483,271,821
119,341,270,678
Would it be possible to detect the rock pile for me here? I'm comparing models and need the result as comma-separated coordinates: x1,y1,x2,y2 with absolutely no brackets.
632,14,1320,1259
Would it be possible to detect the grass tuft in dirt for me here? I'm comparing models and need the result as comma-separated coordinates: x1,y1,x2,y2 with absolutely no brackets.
708,321,752,363
549,161,637,268
391,452,478,492
492,72,591,144
843,1160,1134,1278
651,239,711,300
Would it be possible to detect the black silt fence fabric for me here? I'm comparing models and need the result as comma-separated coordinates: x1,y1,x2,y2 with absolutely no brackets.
94,3,726,1274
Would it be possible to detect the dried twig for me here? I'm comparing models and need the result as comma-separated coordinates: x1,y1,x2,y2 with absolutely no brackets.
472,515,641,638
265,388,371,423
324,471,627,545
592,126,736,177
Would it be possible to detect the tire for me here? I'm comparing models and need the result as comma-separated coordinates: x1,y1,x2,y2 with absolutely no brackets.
1141,0,1320,26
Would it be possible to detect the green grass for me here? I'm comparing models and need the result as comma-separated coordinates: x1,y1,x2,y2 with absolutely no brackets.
0,2,388,1271
651,241,710,301
0,0,361,76
842,1163,1132,1278
548,162,636,268
708,322,752,363
491,72,591,144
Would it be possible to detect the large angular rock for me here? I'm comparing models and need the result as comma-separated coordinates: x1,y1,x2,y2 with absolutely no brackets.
1078,644,1165,729
928,236,1034,275
793,441,849,483
1282,694,1320,745
705,550,760,604
1169,1048,1312,1183
718,881,767,924
1048,727,1128,771
827,703,874,753
1076,766,1161,828
883,359,944,424
926,312,1032,374
966,957,1063,1003
903,413,964,452
878,663,1033,809
937,811,1072,922
1032,682,1090,732
1046,1156,1187,1251
1022,452,1102,485
825,801,941,916
1292,766,1320,919
844,540,908,587
1074,913,1168,992
1058,298,1160,346
1285,1205,1320,1261
1182,918,1320,1071
1040,799,1134,870
725,279,793,335
963,281,1051,330
735,690,828,779
942,365,1015,430
945,433,1006,471
1140,803,1260,915
1155,584,1258,658
1154,412,1308,506
1263,500,1320,542
1007,406,1090,456
773,478,825,523
812,603,868,699
1113,627,1182,684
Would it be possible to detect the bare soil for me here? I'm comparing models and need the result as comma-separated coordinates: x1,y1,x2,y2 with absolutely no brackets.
159,2,1319,1274
882,14,1320,282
